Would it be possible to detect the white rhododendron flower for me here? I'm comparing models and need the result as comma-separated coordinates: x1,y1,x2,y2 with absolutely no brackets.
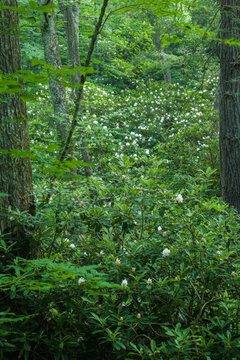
121,279,128,287
162,248,171,257
147,278,152,285
115,258,121,266
158,226,162,231
70,244,75,249
175,194,183,203
78,277,85,285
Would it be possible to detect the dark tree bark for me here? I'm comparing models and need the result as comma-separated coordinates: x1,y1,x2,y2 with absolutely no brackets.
0,0,34,256
219,0,240,211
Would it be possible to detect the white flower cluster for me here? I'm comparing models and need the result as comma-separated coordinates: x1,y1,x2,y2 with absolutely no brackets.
175,194,183,203
116,258,121,266
78,277,85,285
121,279,128,287
147,278,152,285
162,248,170,257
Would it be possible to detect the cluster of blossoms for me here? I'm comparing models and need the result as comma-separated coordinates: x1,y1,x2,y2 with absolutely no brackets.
147,278,152,285
162,248,170,257
121,279,128,287
175,194,183,203
78,277,85,285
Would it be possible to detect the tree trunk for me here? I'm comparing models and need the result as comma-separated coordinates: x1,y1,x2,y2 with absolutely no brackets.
219,0,240,211
0,0,34,256
58,0,93,177
58,0,81,99
38,0,68,144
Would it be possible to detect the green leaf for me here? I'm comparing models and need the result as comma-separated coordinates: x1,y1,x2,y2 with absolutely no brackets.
150,339,156,352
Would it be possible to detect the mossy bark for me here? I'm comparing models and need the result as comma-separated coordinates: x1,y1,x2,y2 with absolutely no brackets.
219,1,240,211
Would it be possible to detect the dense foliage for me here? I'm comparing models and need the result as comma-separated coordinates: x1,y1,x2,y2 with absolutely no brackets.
1,1,240,360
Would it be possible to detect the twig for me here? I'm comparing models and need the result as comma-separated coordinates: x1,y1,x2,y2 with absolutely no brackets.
190,280,201,301
99,5,145,34
59,0,109,163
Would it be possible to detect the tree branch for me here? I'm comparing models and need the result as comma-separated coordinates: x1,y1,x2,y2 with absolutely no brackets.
59,0,109,164
45,0,109,203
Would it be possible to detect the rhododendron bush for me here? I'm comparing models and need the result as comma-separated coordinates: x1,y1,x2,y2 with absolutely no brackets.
1,80,240,360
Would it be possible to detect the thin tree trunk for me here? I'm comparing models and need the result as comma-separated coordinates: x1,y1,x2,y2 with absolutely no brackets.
58,0,81,99
45,0,109,202
152,19,172,84
38,0,68,144
58,0,93,177
219,0,240,211
0,0,34,257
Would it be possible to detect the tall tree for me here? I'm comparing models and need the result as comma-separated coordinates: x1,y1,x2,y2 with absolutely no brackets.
0,0,34,256
38,0,68,144
58,0,93,177
219,0,240,211
58,0,81,99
